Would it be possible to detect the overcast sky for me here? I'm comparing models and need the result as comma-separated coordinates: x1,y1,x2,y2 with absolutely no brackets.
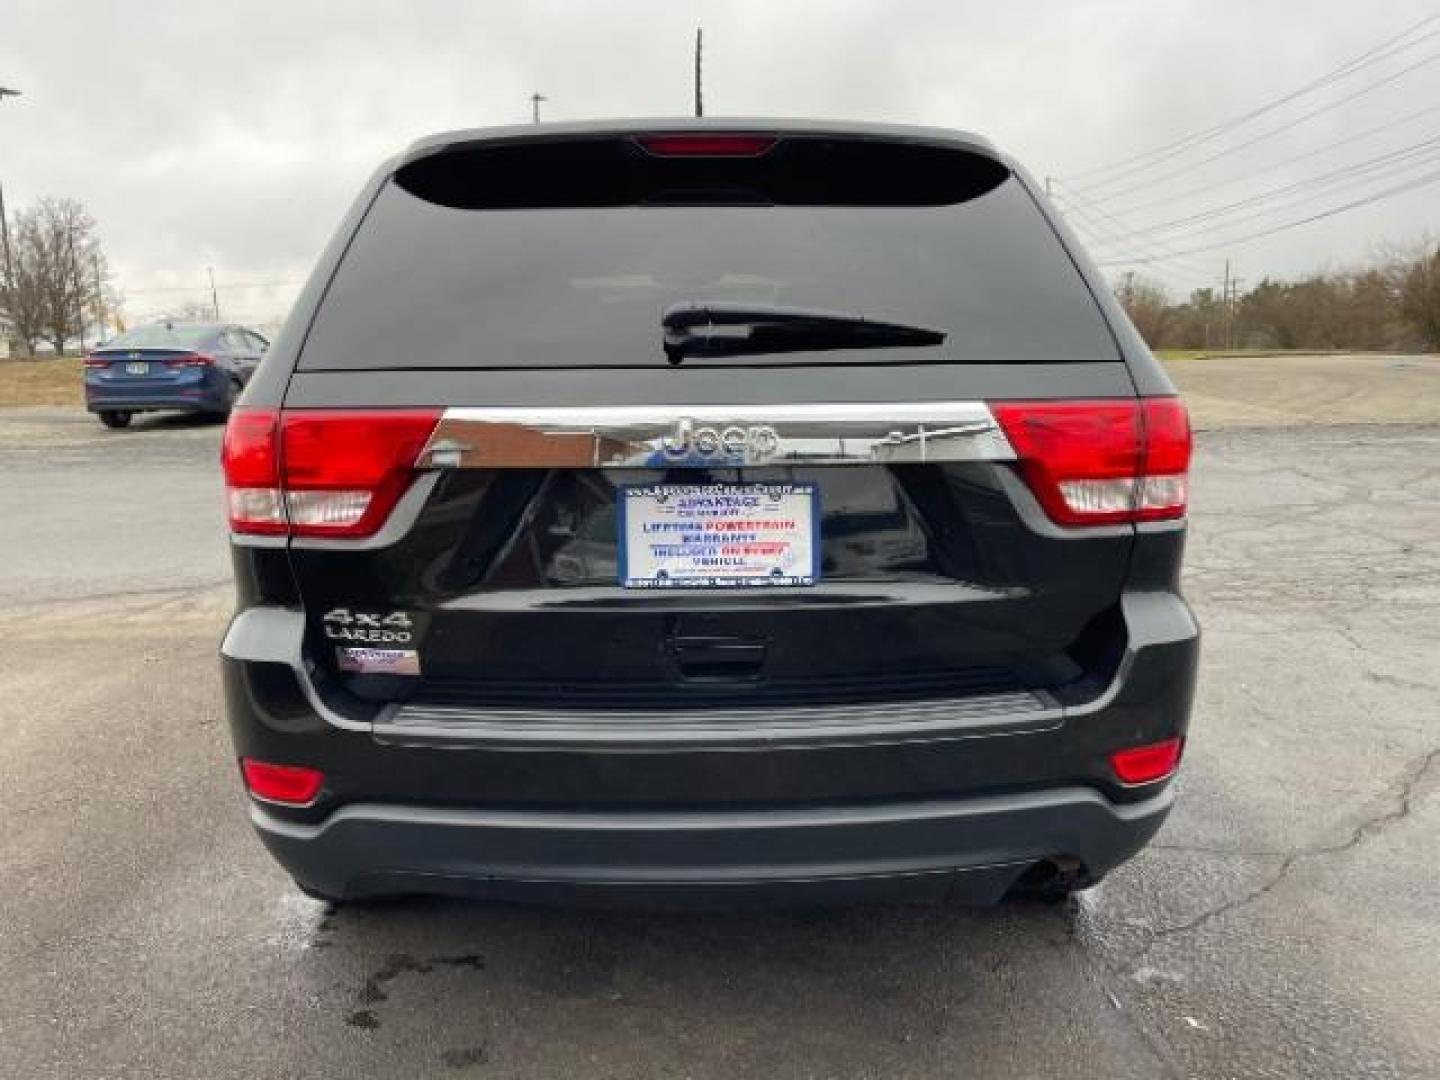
5,0,1440,327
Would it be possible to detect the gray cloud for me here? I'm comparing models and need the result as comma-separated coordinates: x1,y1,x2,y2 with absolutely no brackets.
4,0,1438,324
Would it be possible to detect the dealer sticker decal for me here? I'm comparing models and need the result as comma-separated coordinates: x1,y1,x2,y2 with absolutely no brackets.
335,647,422,676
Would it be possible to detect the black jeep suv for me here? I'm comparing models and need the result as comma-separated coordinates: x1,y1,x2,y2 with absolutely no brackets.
220,120,1197,906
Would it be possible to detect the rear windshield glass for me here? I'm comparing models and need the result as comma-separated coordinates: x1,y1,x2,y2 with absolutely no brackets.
103,324,215,350
299,140,1119,370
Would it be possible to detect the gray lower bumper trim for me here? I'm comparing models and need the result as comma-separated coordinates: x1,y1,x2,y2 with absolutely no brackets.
253,784,1172,904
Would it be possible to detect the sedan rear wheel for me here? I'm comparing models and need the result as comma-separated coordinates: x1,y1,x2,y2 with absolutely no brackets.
98,410,133,429
214,377,243,418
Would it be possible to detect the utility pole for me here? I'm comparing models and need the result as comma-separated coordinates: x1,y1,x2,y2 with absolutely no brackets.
694,28,703,117
207,266,221,321
530,92,546,123
1228,274,1244,350
1222,259,1232,351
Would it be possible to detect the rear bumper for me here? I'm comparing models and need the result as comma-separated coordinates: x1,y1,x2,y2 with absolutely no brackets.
223,588,1197,906
254,784,1173,905
84,372,229,413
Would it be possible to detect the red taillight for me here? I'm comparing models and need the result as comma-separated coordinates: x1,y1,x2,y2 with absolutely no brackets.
635,133,777,157
221,407,441,538
1136,397,1192,522
280,410,441,536
83,354,109,369
221,408,284,534
164,352,215,368
991,397,1191,525
240,758,324,805
1109,737,1185,785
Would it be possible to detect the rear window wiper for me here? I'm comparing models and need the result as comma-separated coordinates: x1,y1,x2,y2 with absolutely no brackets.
661,302,946,365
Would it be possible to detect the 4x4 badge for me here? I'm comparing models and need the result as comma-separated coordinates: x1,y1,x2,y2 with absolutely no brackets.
322,608,420,644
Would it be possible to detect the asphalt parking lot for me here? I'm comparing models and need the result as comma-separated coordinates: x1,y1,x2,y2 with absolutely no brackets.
1,354,1437,1079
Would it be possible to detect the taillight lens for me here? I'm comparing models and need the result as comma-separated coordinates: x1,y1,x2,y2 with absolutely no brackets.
240,758,324,805
991,397,1191,525
635,133,777,157
221,407,441,538
83,354,109,369
1136,397,1192,521
222,408,284,534
164,353,215,368
1109,737,1185,785
280,409,441,536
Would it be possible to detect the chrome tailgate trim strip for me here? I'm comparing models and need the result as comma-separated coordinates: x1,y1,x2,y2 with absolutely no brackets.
420,402,1015,469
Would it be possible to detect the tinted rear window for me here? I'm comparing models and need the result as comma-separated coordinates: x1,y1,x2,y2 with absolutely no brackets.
104,324,216,350
299,138,1119,370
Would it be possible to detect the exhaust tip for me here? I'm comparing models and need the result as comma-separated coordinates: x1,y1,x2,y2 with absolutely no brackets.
1006,855,1089,903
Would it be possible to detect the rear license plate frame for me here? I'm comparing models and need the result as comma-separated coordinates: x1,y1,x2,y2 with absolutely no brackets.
618,481,820,590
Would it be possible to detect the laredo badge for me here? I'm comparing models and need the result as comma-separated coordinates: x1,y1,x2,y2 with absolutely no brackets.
321,607,422,645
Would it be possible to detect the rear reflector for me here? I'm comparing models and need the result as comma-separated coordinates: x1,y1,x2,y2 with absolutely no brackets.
1109,737,1185,785
240,758,324,805
221,407,441,537
991,397,1191,525
635,133,777,157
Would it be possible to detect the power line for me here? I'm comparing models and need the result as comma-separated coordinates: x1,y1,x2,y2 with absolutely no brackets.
1142,148,1440,246
1056,205,1222,290
1102,133,1440,239
1065,221,1221,283
1052,188,1218,276
1093,165,1440,265
1067,12,1440,187
1062,210,1213,277
121,278,304,295
1054,181,1218,267
1075,47,1440,202
1098,102,1440,219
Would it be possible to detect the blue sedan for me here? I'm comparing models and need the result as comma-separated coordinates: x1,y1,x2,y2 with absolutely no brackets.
83,321,268,429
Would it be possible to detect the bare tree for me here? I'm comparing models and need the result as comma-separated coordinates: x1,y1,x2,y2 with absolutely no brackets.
1399,244,1440,350
1,209,50,355
5,197,110,355
1115,274,1174,347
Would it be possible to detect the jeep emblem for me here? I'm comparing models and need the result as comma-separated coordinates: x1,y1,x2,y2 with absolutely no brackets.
662,420,780,461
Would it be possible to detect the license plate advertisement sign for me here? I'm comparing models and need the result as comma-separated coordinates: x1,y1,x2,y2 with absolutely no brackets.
619,483,819,589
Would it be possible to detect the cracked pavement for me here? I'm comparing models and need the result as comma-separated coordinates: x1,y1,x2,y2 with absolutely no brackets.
1,358,1437,1079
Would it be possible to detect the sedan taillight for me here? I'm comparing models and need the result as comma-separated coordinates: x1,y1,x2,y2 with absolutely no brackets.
991,397,1191,526
164,353,215,368
221,407,441,538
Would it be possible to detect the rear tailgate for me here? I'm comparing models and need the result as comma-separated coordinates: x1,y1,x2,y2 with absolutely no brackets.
271,129,1142,716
